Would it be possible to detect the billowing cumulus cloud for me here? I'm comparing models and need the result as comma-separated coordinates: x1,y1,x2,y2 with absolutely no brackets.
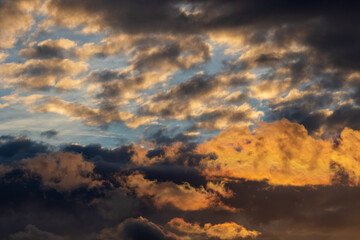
18,152,102,191
1,130,360,239
198,119,360,186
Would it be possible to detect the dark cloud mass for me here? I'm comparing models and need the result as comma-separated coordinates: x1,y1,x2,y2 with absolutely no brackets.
1,0,360,239
40,129,58,138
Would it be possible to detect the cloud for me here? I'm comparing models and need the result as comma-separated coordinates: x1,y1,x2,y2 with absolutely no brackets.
124,173,232,211
0,0,41,49
2,1,360,239
19,152,102,191
43,0,360,73
97,217,178,240
168,218,260,239
19,38,77,59
0,136,49,162
32,96,154,128
44,0,196,34
197,119,360,186
139,73,261,130
4,0,356,135
1,133,360,239
9,224,66,240
40,129,59,139
0,58,88,90
0,51,8,62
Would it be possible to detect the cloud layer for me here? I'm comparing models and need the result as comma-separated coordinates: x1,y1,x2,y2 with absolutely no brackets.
1,0,360,239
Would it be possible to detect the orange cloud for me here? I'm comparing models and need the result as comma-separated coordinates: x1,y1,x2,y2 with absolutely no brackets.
19,152,102,191
130,142,185,166
168,218,260,239
0,58,87,90
124,173,233,211
0,0,41,49
32,96,154,129
197,119,360,186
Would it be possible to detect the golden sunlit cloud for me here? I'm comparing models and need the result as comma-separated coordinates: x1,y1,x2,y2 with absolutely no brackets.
197,119,360,186
0,0,360,239
124,173,234,211
168,218,260,239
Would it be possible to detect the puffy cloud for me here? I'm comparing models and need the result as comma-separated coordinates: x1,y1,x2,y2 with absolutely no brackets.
19,38,77,59
124,173,232,211
0,0,41,49
42,0,360,73
0,58,88,90
32,96,154,128
0,51,8,62
43,0,196,34
129,142,197,167
198,119,360,186
0,135,49,162
4,0,358,135
19,152,102,191
2,1,360,239
139,72,261,130
192,104,263,130
1,134,360,239
168,218,260,239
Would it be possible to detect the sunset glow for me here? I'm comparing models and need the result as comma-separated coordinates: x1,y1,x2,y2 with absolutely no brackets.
0,1,360,239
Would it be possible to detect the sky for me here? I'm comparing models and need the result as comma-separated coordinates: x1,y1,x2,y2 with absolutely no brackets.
1,0,360,239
